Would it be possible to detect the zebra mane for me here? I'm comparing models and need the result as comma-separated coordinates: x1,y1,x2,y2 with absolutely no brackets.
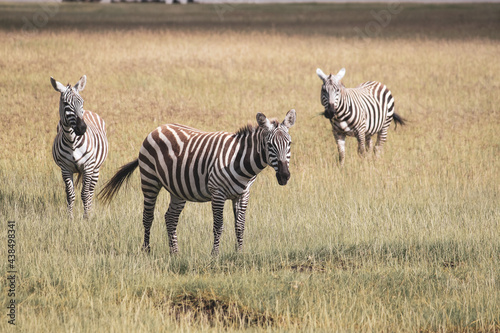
234,119,279,138
234,123,254,137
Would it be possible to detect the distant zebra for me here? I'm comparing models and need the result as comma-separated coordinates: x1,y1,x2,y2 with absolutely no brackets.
99,110,296,255
316,68,405,165
51,75,108,218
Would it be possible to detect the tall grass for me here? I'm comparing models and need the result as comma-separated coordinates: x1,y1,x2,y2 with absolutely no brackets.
0,3,499,332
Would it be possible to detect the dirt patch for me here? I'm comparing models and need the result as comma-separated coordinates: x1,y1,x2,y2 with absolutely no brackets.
160,291,281,328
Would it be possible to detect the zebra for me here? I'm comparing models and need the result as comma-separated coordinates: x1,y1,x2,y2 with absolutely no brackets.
51,75,108,219
316,68,405,166
99,109,296,255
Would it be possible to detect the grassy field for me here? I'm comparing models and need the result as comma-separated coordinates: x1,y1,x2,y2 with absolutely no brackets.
1,2,499,332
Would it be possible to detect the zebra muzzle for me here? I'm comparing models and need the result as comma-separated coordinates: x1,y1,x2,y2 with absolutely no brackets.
276,161,290,186
74,117,87,136
324,105,336,119
323,111,334,119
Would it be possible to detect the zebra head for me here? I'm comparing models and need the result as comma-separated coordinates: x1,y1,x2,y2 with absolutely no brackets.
50,75,87,136
257,109,296,186
316,68,345,119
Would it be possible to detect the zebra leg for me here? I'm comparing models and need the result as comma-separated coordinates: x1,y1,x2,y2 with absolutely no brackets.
333,132,346,166
88,170,100,210
141,177,161,253
232,190,250,252
62,170,75,219
81,169,99,219
356,131,367,158
211,192,227,256
365,135,373,154
165,196,186,254
374,126,389,158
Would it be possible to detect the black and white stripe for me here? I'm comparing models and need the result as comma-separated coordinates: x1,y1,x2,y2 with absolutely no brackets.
317,68,405,165
99,110,296,255
51,75,108,218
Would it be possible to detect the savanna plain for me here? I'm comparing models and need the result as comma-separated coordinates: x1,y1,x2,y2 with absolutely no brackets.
0,2,499,332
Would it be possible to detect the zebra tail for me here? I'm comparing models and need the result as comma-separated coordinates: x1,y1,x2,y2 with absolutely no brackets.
392,112,406,130
98,159,139,204
75,172,82,188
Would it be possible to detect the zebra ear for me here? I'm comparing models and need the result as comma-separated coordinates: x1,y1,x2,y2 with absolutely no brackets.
74,75,86,92
282,109,296,129
316,68,328,82
256,113,273,131
50,77,67,93
335,68,346,81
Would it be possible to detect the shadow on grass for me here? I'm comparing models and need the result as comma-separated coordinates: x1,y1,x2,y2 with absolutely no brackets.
145,240,493,276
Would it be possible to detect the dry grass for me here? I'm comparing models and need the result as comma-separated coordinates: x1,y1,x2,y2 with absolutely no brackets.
0,2,499,332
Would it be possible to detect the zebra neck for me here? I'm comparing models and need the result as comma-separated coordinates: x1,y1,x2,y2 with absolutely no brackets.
337,90,352,119
59,121,79,145
257,128,269,169
233,127,269,177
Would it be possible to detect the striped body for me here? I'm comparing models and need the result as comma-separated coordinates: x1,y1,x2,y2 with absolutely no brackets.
317,68,404,165
53,110,108,174
51,75,108,218
100,110,296,255
327,81,393,138
139,124,266,202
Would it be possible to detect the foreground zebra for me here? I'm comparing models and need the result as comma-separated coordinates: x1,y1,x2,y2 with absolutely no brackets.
99,110,296,255
316,68,405,165
51,75,108,218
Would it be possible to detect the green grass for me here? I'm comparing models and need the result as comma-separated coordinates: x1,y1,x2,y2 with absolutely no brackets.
1,2,499,332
